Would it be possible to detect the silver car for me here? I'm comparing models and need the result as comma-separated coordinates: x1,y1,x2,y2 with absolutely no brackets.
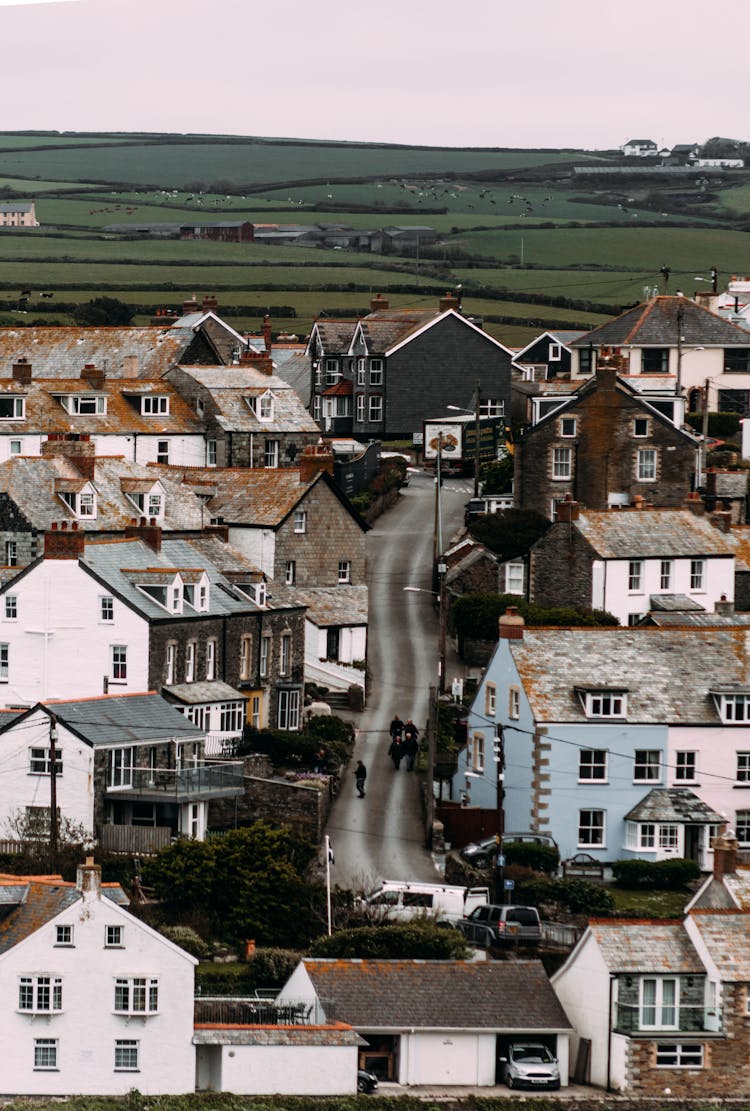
500,1042,560,1090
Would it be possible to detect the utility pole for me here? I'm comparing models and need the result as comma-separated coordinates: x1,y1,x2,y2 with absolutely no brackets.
493,725,506,904
676,306,685,395
433,431,443,593
699,377,711,488
437,559,447,695
473,380,482,499
49,715,59,864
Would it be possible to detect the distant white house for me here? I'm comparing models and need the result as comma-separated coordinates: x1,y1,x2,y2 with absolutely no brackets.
0,202,38,228
621,139,658,157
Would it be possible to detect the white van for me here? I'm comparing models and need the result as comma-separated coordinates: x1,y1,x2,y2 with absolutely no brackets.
361,880,490,924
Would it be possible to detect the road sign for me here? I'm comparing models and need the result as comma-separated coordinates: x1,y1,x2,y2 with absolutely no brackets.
504,879,515,890
496,854,505,867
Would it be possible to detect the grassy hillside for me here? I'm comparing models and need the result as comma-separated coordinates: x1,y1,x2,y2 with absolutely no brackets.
0,131,747,344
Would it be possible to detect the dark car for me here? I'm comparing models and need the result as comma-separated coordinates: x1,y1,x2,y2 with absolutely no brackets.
460,831,558,868
357,1068,378,1093
456,903,542,947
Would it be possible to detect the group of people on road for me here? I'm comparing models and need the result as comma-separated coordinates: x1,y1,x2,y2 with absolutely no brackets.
388,715,420,771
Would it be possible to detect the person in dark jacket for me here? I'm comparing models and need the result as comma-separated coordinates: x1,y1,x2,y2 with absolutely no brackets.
389,715,403,741
388,736,403,770
354,760,367,798
403,720,420,771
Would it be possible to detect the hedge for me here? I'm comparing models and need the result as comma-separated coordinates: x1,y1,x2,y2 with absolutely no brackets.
611,857,701,891
517,876,615,915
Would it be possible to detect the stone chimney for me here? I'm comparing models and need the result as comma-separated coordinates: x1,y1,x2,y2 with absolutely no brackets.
12,357,31,384
710,509,732,534
41,433,96,480
715,593,735,617
262,314,272,354
81,363,105,389
202,294,218,312
122,354,139,379
712,827,739,878
44,521,85,560
299,445,335,483
240,348,274,375
370,293,389,313
182,295,200,315
555,495,580,523
125,518,162,552
685,491,706,516
76,856,102,899
439,291,460,313
499,605,525,640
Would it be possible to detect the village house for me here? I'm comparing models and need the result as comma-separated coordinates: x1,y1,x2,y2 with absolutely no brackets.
0,693,242,851
0,525,305,736
307,293,513,439
447,613,750,867
568,295,750,416
514,363,699,519
0,201,39,228
554,834,750,1095
512,329,588,383
0,858,196,1095
278,958,572,1087
529,502,742,625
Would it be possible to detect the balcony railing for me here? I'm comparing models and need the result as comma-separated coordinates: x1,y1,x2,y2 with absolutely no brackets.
194,995,333,1026
107,762,245,801
614,1002,722,1034
204,732,242,758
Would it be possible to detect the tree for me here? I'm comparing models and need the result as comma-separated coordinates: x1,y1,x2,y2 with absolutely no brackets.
451,593,618,642
468,508,551,561
479,454,514,495
71,297,134,326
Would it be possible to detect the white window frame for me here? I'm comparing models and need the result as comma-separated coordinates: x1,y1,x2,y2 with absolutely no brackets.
485,683,496,717
641,977,679,1030
637,448,657,481
4,594,17,619
552,446,572,480
206,438,217,467
369,358,383,385
338,560,351,584
156,440,169,464
548,342,562,361
285,560,296,585
368,395,383,423
690,559,705,591
258,392,274,421
5,540,16,567
560,417,577,437
55,925,73,946
469,732,485,772
480,398,504,418
34,1038,58,1071
240,635,252,681
114,1039,140,1072
660,560,673,591
19,975,63,1014
737,810,750,846
355,394,365,422
114,977,159,1016
722,694,750,722
141,395,169,415
259,635,270,678
504,561,525,595
206,638,216,681
628,560,643,592
655,1043,704,1068
0,641,9,680
633,417,650,437
111,644,127,682
356,360,365,386
293,509,307,534
108,749,133,789
100,595,114,622
165,642,176,686
185,641,196,683
584,690,626,718
105,924,124,947
738,752,750,782
0,395,25,420
29,746,62,776
509,687,520,719
277,688,300,730
280,633,291,677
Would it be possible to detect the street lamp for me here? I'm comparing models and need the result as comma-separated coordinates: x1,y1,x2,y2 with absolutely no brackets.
403,574,447,695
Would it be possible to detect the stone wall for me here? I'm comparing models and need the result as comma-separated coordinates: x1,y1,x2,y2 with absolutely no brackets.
530,522,596,610
274,477,366,587
208,756,333,841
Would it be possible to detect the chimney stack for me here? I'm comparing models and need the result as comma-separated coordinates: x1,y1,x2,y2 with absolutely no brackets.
369,294,389,313
712,827,739,878
76,856,102,899
44,521,85,560
125,518,162,552
710,509,732,534
715,593,735,617
182,295,200,315
499,605,525,640
12,357,31,384
685,491,706,516
81,363,105,389
439,291,460,313
41,433,96,480
240,348,274,375
555,495,580,523
262,314,272,354
202,294,218,312
299,445,334,483
122,354,139,379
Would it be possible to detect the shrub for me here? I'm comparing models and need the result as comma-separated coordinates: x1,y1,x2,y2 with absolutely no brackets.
503,841,560,874
309,922,468,960
158,925,211,960
196,948,305,993
518,876,615,915
611,857,700,891
686,411,741,438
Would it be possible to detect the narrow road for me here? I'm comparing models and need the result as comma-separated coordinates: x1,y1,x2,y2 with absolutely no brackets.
324,471,470,890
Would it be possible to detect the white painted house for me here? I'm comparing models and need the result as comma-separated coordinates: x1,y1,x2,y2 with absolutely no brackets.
0,859,196,1096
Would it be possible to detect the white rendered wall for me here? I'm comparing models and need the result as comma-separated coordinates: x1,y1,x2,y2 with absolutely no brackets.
603,556,734,625
227,526,276,578
553,934,611,1089
0,712,95,838
0,891,196,1095
215,1044,357,1094
0,560,149,705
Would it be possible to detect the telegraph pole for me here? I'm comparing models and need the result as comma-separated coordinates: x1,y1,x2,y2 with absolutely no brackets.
473,381,482,499
493,725,506,904
49,715,59,864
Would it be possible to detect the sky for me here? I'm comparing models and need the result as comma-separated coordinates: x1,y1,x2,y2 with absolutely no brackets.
0,0,746,150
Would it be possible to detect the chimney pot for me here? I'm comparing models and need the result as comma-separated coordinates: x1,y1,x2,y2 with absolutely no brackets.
555,496,580,523
12,357,31,384
712,827,739,878
369,294,389,313
299,445,335,483
499,605,525,640
76,857,102,898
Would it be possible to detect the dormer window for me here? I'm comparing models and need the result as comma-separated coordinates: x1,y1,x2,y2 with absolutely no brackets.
57,483,97,520
134,572,183,613
61,395,106,415
577,687,628,718
130,492,163,519
0,396,24,420
711,689,750,723
141,396,169,416
183,574,209,612
259,392,273,421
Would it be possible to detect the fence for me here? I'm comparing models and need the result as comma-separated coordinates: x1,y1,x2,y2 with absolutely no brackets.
194,995,332,1026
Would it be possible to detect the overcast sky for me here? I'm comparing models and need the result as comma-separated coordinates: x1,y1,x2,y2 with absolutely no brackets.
1,0,744,150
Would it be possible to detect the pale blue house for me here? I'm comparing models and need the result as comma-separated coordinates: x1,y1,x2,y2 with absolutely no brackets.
450,613,731,866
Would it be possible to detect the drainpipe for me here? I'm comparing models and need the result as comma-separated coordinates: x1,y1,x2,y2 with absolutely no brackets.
606,975,614,1093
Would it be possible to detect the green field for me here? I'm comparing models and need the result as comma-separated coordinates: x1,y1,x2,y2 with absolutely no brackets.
0,131,746,348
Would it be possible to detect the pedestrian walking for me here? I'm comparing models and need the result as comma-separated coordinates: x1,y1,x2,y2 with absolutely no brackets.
388,736,403,770
354,760,367,798
389,715,403,741
313,746,327,773
403,720,420,772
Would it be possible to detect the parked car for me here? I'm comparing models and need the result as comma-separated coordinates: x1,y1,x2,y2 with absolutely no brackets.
456,903,542,947
359,880,489,925
357,1068,379,1093
460,831,558,868
500,1042,560,1090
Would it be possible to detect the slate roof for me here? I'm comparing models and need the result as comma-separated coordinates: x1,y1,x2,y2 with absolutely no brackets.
0,324,205,378
646,611,750,628
649,594,706,612
623,788,723,824
570,296,750,348
163,680,246,705
565,509,745,563
193,1024,362,1046
302,959,571,1031
79,536,264,621
587,921,703,974
270,585,368,627
691,911,750,981
266,346,311,406
171,364,319,433
161,466,314,527
509,626,750,723
0,877,127,955
0,202,34,214
0,377,204,436
30,692,204,745
309,322,357,355
0,455,205,532
356,310,439,352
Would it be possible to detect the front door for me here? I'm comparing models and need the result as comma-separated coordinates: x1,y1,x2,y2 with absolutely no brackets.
326,627,340,660
684,824,701,864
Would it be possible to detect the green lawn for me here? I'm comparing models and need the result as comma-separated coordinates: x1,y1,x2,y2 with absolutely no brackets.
608,886,687,919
